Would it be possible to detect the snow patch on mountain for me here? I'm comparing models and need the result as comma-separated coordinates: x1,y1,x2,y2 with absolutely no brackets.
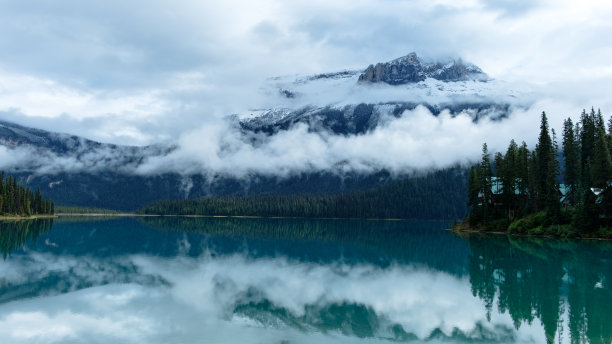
259,68,530,113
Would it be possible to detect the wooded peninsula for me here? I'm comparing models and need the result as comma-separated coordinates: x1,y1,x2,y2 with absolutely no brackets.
456,109,611,238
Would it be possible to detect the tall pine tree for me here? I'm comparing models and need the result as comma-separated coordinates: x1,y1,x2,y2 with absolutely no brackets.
479,143,493,225
592,111,612,188
535,112,559,218
562,118,580,205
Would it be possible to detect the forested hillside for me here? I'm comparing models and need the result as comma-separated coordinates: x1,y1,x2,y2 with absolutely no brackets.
139,167,468,220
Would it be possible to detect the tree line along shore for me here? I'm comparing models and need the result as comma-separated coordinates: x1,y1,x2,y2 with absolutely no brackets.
0,172,54,218
456,109,611,238
137,168,468,221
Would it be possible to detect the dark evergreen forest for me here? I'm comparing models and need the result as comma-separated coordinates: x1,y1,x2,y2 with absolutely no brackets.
139,167,468,220
0,172,55,216
464,109,612,236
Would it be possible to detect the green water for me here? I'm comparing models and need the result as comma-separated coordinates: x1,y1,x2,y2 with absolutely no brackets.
0,217,610,343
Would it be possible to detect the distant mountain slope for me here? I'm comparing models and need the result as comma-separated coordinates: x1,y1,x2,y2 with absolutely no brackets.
0,120,171,170
16,169,400,212
0,119,405,210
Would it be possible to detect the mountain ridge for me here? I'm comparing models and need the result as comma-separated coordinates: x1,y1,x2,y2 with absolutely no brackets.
358,52,487,85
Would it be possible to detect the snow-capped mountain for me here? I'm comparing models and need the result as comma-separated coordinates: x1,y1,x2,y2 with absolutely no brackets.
358,52,488,84
0,53,519,210
238,52,525,136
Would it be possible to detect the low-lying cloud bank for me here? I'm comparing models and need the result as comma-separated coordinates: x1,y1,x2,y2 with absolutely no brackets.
0,98,593,178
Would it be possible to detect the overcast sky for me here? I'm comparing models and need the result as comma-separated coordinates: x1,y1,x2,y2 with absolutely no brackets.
0,0,610,144
1,0,611,175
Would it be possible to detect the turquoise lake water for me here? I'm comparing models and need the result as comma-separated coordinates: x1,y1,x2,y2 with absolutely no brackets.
0,217,610,343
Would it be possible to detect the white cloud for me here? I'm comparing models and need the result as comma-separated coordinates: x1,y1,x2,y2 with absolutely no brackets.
1,97,599,177
133,102,580,177
0,70,168,120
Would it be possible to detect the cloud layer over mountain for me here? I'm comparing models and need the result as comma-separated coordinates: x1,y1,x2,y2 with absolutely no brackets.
0,0,611,176
0,98,581,178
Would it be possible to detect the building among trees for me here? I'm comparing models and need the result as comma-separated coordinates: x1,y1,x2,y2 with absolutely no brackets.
466,110,611,235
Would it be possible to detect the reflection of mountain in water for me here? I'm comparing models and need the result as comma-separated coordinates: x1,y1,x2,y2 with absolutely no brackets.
231,298,517,342
1,218,610,343
464,234,612,344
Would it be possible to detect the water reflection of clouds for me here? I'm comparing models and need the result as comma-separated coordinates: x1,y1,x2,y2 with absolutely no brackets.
0,252,545,343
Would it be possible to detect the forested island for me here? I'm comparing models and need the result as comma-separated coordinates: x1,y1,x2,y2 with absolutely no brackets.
456,109,612,238
0,172,55,218
138,168,467,220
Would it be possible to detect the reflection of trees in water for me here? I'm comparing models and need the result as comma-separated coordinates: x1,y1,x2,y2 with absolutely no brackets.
0,219,54,259
566,244,612,344
465,235,612,344
4,217,608,343
137,216,469,274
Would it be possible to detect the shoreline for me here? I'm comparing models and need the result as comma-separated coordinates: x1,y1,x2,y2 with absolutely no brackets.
31,213,453,224
451,227,612,241
5,214,609,241
0,215,57,220
55,213,153,217
52,213,452,222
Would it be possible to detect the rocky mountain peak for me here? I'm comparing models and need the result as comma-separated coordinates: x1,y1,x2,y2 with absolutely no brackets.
358,52,487,85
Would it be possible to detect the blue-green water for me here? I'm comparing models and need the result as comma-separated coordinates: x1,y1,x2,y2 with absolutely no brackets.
0,217,610,344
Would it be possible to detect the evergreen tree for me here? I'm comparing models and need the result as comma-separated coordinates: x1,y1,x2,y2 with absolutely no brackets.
494,151,504,195
535,112,557,214
516,142,530,209
479,143,493,224
467,166,480,209
527,151,539,213
573,188,598,232
546,129,561,223
580,109,596,187
608,116,612,158
562,118,580,205
502,140,519,218
592,111,612,188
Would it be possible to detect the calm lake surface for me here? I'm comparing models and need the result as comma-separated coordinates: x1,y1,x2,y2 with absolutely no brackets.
0,217,610,344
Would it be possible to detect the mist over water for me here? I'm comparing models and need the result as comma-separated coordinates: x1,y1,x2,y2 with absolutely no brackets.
0,218,610,343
